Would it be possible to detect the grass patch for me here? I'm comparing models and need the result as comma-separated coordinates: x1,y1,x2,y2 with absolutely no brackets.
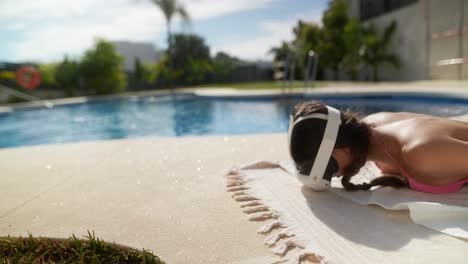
0,231,165,264
198,81,319,90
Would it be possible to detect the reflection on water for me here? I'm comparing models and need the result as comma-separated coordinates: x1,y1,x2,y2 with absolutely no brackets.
1,94,468,148
172,96,214,136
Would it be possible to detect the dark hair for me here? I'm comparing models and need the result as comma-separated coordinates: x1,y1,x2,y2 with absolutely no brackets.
290,101,407,191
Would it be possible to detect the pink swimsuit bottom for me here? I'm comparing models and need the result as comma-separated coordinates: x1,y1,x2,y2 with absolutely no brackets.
375,162,468,194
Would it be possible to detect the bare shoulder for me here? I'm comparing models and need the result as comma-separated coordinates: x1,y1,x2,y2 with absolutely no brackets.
402,136,468,183
361,112,393,126
362,112,432,127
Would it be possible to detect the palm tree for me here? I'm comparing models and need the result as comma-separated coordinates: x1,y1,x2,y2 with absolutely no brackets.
149,0,189,89
151,0,190,50
292,20,321,75
269,41,293,63
269,42,294,81
342,18,364,80
361,21,400,81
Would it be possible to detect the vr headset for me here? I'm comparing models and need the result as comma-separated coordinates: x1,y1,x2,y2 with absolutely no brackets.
288,106,341,191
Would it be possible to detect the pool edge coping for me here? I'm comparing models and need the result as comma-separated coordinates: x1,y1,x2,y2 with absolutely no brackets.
2,85,468,113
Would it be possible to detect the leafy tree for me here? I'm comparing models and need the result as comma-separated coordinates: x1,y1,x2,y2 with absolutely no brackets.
361,21,400,81
292,20,322,79
79,40,127,94
342,18,364,80
268,0,403,82
141,62,159,84
269,41,292,63
170,34,210,67
133,58,154,88
168,33,212,85
55,57,79,96
153,55,173,86
319,0,349,79
185,58,213,84
38,63,58,88
212,52,242,82
269,41,294,80
133,58,159,86
134,58,144,85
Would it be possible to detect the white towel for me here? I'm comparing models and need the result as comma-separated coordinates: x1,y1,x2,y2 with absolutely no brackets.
280,160,468,239
225,161,468,264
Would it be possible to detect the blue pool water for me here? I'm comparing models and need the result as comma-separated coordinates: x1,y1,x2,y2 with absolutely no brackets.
2,93,468,148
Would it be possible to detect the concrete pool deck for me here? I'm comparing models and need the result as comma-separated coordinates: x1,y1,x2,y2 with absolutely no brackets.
1,83,468,263
0,134,293,263
2,135,468,263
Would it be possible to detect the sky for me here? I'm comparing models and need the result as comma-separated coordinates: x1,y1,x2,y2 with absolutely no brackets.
0,0,328,63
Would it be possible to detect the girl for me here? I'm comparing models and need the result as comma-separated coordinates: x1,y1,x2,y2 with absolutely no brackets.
289,100,468,194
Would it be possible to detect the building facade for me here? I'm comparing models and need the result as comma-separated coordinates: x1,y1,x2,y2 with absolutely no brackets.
111,41,162,73
344,0,467,81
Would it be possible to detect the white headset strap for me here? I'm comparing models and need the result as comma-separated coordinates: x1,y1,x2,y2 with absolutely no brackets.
309,106,341,180
288,114,294,148
294,113,328,124
288,113,328,154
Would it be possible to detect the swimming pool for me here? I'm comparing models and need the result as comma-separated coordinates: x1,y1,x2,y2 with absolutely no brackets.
1,92,468,148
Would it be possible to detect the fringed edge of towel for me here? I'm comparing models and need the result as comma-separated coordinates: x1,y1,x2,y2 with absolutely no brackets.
225,161,328,264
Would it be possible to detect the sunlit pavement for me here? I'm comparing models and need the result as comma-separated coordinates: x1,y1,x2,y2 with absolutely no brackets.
2,83,468,263
0,134,293,264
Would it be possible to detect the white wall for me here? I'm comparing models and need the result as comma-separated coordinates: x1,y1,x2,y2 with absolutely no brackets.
428,0,468,80
362,2,426,81
327,1,425,81
341,0,468,81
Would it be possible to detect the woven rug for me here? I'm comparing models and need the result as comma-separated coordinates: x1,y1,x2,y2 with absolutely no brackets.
225,161,468,264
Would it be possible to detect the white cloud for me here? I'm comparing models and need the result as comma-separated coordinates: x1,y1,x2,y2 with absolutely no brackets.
181,0,277,19
0,0,95,19
1,0,166,61
213,8,323,61
0,0,278,62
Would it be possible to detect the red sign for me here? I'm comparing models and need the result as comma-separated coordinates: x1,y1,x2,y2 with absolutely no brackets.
15,66,41,89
